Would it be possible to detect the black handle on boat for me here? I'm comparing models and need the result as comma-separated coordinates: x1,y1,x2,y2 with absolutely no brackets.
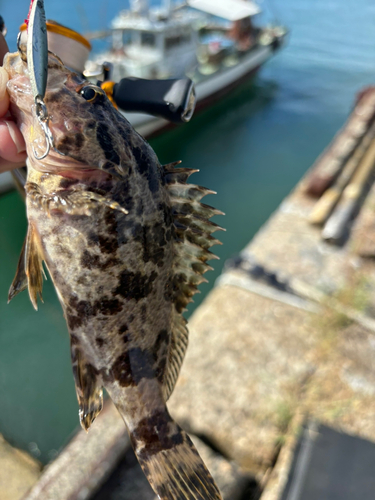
112,77,196,123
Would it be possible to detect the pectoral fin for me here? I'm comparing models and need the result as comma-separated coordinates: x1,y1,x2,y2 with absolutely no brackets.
8,224,45,310
8,237,28,303
25,224,45,310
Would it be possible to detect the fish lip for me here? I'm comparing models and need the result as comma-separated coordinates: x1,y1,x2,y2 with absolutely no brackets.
3,52,26,79
3,52,14,73
4,50,115,177
4,53,32,107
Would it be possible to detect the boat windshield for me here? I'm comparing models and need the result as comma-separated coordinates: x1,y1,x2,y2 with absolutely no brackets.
141,32,156,47
165,33,192,50
123,31,132,45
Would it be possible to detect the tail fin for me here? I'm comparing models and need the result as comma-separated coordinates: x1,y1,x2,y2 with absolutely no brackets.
130,410,223,500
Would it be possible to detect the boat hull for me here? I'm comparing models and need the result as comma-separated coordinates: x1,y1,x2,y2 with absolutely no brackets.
125,41,281,138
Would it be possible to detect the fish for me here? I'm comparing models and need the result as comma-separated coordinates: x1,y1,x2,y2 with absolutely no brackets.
5,45,224,500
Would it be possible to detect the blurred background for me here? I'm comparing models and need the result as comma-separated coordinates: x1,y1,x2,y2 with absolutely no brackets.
1,0,375,486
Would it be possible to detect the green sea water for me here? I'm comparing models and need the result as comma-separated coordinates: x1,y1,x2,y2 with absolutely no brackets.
1,0,375,463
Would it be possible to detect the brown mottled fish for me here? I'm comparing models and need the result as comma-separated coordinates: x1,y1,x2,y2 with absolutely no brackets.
5,46,224,500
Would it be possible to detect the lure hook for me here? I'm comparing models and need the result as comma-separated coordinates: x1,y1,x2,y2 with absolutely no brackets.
33,96,66,160
33,96,51,160
16,31,22,53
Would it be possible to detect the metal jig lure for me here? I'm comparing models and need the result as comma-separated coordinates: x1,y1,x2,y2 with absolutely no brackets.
26,0,65,160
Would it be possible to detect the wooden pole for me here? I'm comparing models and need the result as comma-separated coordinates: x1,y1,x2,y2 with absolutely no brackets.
322,136,375,244
304,89,375,197
309,121,375,225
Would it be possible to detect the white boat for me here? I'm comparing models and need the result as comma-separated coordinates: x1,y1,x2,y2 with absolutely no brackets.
85,0,288,137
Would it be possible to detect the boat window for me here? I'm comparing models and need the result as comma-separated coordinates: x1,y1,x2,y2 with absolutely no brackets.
122,31,131,45
141,32,156,46
165,33,191,50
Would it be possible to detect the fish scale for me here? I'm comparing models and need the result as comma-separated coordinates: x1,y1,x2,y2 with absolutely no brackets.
5,46,223,500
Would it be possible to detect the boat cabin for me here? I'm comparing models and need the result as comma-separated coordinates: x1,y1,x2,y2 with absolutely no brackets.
107,7,201,81
85,0,267,82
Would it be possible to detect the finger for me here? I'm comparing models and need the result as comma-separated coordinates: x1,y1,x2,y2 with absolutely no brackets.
0,33,9,64
0,34,26,173
0,67,9,117
0,33,10,117
0,158,26,173
0,120,26,165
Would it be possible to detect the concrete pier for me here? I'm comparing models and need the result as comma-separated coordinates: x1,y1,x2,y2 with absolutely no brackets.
0,434,41,500
170,175,375,497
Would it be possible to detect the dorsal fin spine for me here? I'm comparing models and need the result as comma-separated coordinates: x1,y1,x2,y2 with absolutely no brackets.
161,162,223,401
175,213,225,234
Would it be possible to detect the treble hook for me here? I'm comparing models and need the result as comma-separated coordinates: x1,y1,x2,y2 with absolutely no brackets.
33,96,66,160
16,31,21,52
33,96,51,160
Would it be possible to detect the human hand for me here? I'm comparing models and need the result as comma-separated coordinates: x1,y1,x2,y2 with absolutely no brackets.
0,33,27,173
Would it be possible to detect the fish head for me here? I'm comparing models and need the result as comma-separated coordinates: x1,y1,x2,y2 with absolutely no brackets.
4,49,135,177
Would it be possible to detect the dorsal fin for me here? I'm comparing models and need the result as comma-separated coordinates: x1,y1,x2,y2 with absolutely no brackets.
8,224,45,310
162,162,224,400
71,341,103,431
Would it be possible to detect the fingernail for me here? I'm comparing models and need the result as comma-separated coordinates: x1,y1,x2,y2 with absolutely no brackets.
5,120,26,153
0,67,8,99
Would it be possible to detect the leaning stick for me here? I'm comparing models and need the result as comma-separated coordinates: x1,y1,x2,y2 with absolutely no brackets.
309,120,375,225
322,136,375,243
305,88,375,197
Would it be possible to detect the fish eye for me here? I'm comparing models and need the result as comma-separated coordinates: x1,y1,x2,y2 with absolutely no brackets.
80,86,103,103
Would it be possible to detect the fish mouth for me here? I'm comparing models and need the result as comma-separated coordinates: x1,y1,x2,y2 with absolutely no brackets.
4,50,109,177
3,51,76,172
4,52,33,115
3,51,28,81
4,51,67,112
